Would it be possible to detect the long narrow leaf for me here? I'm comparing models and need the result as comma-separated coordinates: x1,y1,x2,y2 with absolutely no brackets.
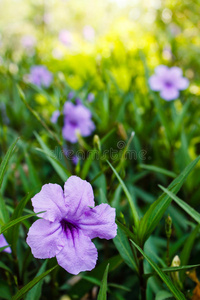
0,137,19,189
0,211,44,234
107,160,139,227
130,240,186,300
138,156,200,245
113,227,138,272
34,132,70,181
97,264,109,300
12,265,58,300
159,185,200,224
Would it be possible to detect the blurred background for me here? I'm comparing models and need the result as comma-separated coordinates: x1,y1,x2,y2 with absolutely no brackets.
1,1,200,299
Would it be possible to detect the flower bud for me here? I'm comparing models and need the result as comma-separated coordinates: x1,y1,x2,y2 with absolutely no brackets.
93,135,101,152
165,215,172,239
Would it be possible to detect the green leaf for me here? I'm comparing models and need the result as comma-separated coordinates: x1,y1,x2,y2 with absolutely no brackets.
180,224,200,281
107,160,139,228
81,149,98,179
138,156,200,245
155,290,173,300
69,255,122,299
159,185,200,224
115,220,136,241
97,264,109,300
0,261,12,273
18,86,61,146
130,240,186,300
26,261,48,300
0,245,11,252
0,137,19,189
113,226,138,272
34,132,70,181
0,194,9,224
7,192,33,251
0,211,44,234
140,164,177,178
12,264,58,300
145,264,200,279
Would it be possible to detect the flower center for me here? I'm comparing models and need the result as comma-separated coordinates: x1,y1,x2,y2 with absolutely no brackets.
165,80,173,88
69,120,78,128
60,219,77,232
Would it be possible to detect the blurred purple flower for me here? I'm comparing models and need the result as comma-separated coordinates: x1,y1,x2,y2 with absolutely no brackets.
26,176,117,275
62,102,95,143
29,65,53,88
83,25,95,42
72,155,79,165
75,98,82,105
59,30,72,47
149,65,189,101
87,93,95,102
0,234,11,253
51,110,60,124
21,35,36,49
68,91,74,100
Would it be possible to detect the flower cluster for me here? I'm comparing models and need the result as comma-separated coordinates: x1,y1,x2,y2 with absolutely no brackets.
149,65,189,101
62,102,95,143
29,65,53,88
51,100,95,143
26,176,117,275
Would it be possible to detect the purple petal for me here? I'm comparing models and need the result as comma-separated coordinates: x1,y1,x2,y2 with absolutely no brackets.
51,110,60,123
75,104,92,120
79,203,117,240
160,87,179,101
169,66,183,78
63,101,75,115
32,184,65,222
62,123,79,143
26,219,64,259
155,65,169,76
0,234,11,253
64,176,94,220
175,77,189,90
149,75,164,91
62,102,95,143
56,228,97,275
79,119,95,137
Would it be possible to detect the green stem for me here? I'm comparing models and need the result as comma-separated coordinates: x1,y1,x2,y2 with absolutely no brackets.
138,250,147,300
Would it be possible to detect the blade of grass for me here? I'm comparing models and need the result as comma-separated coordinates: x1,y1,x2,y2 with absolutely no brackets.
97,264,109,300
159,185,200,224
130,240,186,300
12,265,58,300
0,137,19,189
107,160,139,228
138,156,200,246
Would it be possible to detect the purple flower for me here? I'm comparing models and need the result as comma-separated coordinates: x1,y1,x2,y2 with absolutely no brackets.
59,30,72,47
26,176,117,275
51,110,60,124
0,234,11,253
29,65,53,88
87,93,95,103
75,98,82,105
149,65,189,101
68,91,75,100
72,155,79,165
62,102,95,143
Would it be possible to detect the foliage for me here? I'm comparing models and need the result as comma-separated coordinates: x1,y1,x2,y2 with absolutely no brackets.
0,0,200,299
